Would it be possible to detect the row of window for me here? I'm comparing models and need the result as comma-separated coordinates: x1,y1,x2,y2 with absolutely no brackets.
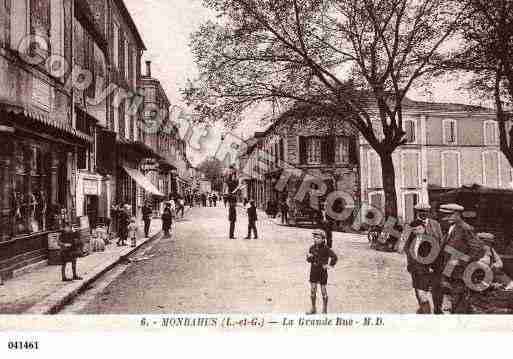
374,119,500,145
299,136,357,165
367,150,506,190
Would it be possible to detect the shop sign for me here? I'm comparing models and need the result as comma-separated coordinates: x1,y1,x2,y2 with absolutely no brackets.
83,179,99,195
141,158,159,173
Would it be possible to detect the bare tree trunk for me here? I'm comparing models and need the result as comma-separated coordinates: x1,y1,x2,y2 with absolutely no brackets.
379,151,399,219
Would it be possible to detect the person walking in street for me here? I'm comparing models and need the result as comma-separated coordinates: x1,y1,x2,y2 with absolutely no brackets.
306,230,338,314
141,201,152,239
161,202,174,238
439,203,483,314
208,193,213,207
128,217,138,248
201,193,207,207
59,223,83,282
280,197,289,225
404,220,433,314
414,203,444,314
245,200,258,239
117,204,130,246
212,193,218,207
177,197,185,218
228,198,237,239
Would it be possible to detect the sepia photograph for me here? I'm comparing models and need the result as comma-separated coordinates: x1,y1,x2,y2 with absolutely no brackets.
1,0,513,343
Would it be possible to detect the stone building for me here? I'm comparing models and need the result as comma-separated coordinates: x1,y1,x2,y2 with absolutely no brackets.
241,107,360,222
360,98,513,223
0,0,89,277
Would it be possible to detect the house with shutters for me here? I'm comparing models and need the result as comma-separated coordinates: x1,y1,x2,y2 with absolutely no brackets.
239,106,360,221
360,97,512,224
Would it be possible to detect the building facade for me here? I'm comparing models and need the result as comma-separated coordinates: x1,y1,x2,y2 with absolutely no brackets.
241,108,360,223
360,99,512,223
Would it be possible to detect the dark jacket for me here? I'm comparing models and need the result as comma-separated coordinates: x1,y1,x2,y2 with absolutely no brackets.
247,206,257,222
118,210,129,235
442,220,483,280
142,205,152,220
229,206,237,222
307,244,338,268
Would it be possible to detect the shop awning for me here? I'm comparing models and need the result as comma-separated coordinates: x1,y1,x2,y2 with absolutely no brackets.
0,98,93,143
122,166,165,197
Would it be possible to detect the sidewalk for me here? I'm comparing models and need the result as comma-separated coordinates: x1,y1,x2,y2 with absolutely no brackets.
0,218,163,314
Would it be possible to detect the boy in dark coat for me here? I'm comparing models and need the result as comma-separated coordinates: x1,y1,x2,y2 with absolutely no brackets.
306,230,338,314
228,199,237,239
245,200,258,239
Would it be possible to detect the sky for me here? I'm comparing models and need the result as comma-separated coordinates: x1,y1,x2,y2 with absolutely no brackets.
123,0,487,164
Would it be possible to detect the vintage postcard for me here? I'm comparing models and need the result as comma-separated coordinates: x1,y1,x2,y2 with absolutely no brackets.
1,0,513,351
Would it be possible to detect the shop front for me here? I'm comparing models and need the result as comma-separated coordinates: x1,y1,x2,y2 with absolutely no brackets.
0,111,87,278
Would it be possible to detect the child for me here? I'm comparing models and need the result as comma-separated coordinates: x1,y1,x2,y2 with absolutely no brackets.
306,230,338,314
60,223,83,282
245,200,258,239
404,220,432,314
128,217,138,248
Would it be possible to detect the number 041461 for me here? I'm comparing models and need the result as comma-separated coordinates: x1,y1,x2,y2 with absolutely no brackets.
8,341,39,350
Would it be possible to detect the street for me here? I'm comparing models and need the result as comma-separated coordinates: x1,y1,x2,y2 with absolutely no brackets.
62,206,417,314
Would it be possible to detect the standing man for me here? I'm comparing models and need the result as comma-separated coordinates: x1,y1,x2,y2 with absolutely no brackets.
245,200,258,239
212,193,218,207
414,203,444,314
439,203,483,314
141,201,153,239
228,197,237,239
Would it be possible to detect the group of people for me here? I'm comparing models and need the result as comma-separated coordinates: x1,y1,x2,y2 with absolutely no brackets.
227,197,259,240
404,202,513,314
264,198,290,225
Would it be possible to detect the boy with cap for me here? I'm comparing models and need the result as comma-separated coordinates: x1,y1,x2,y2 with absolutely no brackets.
439,203,483,314
306,230,338,314
414,203,444,314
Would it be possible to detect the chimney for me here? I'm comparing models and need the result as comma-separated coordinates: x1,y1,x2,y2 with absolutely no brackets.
145,60,152,77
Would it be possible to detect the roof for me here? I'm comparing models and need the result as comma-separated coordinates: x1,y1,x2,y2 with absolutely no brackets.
114,0,146,50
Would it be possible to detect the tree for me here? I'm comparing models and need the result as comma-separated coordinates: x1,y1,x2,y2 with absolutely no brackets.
447,0,513,166
184,0,466,218
198,157,226,192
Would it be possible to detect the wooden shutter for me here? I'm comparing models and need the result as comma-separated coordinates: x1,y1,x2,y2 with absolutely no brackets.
299,136,307,164
321,137,328,164
279,139,284,162
349,138,358,164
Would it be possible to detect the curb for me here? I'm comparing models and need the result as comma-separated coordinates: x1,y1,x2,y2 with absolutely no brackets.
24,230,163,315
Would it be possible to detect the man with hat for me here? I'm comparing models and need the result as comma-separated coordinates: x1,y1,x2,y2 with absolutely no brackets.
439,203,483,314
306,230,338,315
477,232,513,289
414,202,444,314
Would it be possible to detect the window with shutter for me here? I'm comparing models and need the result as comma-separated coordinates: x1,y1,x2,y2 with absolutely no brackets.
112,22,119,68
335,137,350,164
299,136,307,164
485,121,498,145
442,152,460,188
31,0,51,39
444,120,457,144
404,120,416,143
279,139,284,162
483,151,500,187
306,137,322,164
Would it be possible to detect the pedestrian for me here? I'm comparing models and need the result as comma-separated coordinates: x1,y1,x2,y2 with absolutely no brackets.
404,220,433,314
414,203,444,314
212,193,218,207
128,217,139,248
161,203,173,237
117,204,130,246
178,197,185,217
306,230,338,314
208,193,213,207
59,223,83,282
245,200,258,239
439,203,484,314
142,201,152,239
228,198,237,239
280,198,289,225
